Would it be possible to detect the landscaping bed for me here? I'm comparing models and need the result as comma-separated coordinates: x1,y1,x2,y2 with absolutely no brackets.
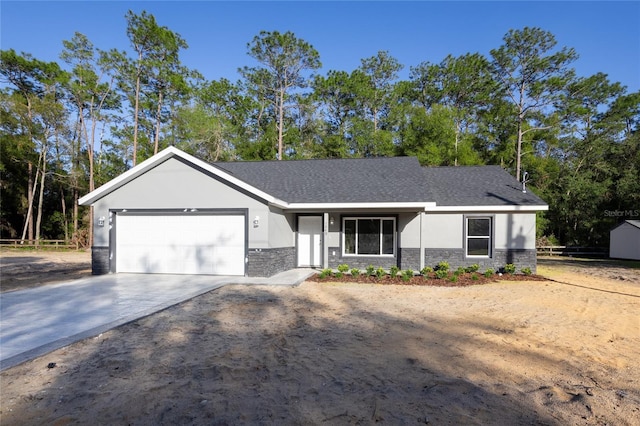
309,262,547,286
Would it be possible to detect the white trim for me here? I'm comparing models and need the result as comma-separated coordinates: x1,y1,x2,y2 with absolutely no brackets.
277,202,436,210
428,205,548,212
79,146,286,206
465,216,493,258
342,216,396,257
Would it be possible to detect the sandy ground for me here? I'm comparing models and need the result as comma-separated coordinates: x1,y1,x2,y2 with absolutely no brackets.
0,250,91,292
0,253,639,425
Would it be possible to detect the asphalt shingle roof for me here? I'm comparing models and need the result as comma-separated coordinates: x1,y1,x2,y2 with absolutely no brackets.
215,156,430,203
213,157,547,207
422,165,547,206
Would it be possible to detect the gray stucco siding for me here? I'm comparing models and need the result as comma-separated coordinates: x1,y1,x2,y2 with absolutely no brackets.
423,213,536,251
92,157,269,247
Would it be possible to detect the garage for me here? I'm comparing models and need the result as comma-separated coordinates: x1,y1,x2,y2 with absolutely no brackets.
115,212,246,275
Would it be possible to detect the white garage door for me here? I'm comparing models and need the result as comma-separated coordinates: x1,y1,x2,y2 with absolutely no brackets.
115,213,245,275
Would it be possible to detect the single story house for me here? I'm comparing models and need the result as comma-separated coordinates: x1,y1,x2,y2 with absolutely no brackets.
79,146,548,277
610,220,640,261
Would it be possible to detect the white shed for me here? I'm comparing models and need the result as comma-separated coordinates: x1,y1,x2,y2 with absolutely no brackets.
610,220,640,261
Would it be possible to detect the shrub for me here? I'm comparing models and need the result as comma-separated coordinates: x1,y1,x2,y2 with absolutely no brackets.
504,263,516,274
350,268,361,277
319,268,332,279
337,264,350,273
471,273,479,281
454,266,466,276
335,271,343,279
389,265,400,278
436,261,450,272
449,274,458,283
466,263,480,273
435,269,448,279
484,268,494,278
420,266,433,276
402,269,414,282
521,267,532,276
366,265,375,276
375,267,386,280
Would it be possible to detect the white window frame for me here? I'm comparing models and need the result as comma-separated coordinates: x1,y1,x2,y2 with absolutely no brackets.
342,217,396,257
465,216,493,258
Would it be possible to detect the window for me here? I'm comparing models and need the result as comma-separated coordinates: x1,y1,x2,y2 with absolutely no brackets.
466,217,492,257
343,217,395,256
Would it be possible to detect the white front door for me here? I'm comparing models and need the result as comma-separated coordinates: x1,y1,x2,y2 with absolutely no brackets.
297,216,322,267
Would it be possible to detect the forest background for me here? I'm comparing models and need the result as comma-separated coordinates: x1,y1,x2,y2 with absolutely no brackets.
1,8,638,249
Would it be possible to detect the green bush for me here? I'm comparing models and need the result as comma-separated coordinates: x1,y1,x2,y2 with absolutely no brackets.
375,267,386,279
389,265,400,278
471,273,479,281
521,267,532,276
402,269,414,282
366,265,375,276
350,268,361,277
420,266,433,276
466,263,480,273
435,269,448,279
436,261,450,272
337,264,350,273
504,263,516,274
454,266,466,276
335,271,343,279
484,268,494,278
319,268,332,279
449,274,458,283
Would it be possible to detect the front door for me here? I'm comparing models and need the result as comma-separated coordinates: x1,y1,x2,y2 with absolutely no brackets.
297,216,322,267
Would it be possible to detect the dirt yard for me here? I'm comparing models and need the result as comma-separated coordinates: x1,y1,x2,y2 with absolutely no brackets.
1,252,639,425
0,249,91,292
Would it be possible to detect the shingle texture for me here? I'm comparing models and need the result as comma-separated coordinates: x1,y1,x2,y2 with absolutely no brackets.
422,165,547,206
213,157,547,207
215,156,430,203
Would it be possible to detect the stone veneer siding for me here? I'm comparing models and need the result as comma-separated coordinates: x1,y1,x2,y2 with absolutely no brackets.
91,246,110,275
247,247,295,277
424,248,537,273
328,247,421,271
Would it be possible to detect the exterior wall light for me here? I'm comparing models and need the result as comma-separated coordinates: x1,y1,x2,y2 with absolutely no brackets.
329,216,335,226
253,216,260,228
98,216,105,227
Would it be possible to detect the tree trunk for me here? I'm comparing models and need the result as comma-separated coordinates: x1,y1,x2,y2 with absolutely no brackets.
278,87,284,160
35,146,47,246
154,90,163,154
133,52,142,166
61,186,68,243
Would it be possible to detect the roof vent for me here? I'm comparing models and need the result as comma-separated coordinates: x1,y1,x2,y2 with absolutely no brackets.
522,171,529,193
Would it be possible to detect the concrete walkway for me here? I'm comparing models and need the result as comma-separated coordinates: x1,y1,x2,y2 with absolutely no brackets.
0,269,314,371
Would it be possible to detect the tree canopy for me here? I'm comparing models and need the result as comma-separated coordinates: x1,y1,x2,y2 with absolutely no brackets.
1,11,638,249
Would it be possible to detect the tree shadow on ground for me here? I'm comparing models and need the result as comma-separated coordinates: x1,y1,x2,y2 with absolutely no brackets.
1,284,636,425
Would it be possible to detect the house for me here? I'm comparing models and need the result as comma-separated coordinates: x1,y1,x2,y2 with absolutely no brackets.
79,146,548,277
610,220,640,261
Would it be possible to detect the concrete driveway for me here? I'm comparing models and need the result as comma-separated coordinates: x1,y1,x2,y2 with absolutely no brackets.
0,270,313,371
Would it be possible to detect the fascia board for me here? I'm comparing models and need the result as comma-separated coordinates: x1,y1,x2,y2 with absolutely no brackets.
426,205,549,212
78,148,177,205
273,202,437,210
79,146,283,206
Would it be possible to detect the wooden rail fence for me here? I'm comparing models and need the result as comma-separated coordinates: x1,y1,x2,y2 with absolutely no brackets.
536,245,608,258
0,239,80,249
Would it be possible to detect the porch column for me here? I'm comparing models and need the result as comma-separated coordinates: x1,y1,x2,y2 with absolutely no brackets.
323,212,329,269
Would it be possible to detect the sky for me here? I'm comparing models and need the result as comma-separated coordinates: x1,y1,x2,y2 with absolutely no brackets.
1,1,639,93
